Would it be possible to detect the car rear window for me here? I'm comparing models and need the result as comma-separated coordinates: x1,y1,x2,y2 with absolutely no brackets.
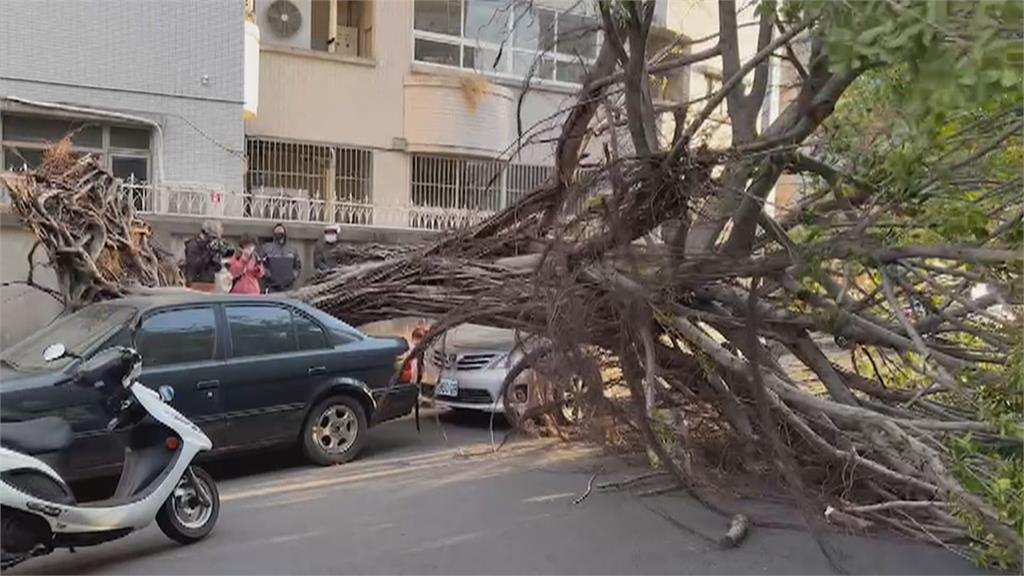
226,305,296,358
137,307,217,367
294,303,363,345
294,312,328,351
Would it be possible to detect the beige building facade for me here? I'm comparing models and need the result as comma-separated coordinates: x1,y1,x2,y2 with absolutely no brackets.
0,0,792,346
245,0,783,230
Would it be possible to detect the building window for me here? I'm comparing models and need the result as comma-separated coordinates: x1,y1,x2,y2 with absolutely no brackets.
310,0,373,58
410,154,551,229
1,113,151,182
700,70,729,124
412,0,599,85
245,137,373,225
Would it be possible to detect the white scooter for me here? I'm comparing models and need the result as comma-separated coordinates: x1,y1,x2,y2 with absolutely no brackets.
0,345,220,569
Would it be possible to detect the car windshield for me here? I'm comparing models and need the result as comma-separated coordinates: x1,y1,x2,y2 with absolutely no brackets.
1,304,135,372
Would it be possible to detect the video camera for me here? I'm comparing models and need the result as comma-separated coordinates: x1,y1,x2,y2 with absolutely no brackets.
208,236,235,260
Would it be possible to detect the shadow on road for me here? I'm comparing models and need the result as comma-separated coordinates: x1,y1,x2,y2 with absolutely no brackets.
69,408,515,501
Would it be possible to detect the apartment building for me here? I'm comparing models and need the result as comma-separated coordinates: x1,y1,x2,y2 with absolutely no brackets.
0,0,780,345
1,0,774,235
245,0,772,231
0,0,251,347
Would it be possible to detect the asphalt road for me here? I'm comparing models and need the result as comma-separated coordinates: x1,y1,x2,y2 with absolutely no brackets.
9,410,992,575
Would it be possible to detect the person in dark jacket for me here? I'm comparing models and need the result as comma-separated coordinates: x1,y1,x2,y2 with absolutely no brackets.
183,220,224,291
313,224,341,273
261,222,301,292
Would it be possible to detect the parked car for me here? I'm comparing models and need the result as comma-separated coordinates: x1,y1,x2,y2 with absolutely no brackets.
420,324,582,422
0,291,417,480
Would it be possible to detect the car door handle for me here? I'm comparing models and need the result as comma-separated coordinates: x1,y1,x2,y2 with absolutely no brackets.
195,380,220,390
307,366,327,376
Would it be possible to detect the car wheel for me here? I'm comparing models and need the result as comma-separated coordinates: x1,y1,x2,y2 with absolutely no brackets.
557,376,585,425
156,466,219,545
301,395,367,466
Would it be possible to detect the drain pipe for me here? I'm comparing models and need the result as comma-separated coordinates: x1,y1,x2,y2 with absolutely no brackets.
4,96,166,182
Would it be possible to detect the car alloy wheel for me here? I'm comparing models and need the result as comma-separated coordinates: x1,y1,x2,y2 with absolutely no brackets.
302,395,367,465
560,376,585,424
312,403,358,455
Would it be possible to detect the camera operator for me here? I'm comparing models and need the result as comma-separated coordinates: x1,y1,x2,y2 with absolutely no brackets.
183,220,227,292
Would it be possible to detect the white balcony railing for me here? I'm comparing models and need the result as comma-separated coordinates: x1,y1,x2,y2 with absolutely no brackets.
408,206,494,230
120,181,380,226
1,177,519,232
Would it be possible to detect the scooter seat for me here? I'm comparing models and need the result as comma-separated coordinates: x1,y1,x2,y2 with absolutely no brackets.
1,417,73,455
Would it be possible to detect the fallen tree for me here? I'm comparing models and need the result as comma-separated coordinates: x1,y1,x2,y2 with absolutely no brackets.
3,0,1021,567
1,140,182,308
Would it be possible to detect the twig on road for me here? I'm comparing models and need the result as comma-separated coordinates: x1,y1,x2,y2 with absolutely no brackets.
637,482,685,498
596,470,669,491
573,466,604,505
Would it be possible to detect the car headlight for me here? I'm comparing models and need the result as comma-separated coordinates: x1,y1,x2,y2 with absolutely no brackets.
488,350,525,370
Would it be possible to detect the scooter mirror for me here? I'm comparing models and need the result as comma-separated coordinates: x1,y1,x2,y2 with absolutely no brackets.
158,385,175,403
42,343,67,362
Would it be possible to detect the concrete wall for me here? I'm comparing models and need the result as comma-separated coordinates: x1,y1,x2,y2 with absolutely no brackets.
0,221,63,350
0,0,246,190
146,213,437,286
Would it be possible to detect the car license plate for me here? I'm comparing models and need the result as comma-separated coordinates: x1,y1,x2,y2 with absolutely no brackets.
436,378,459,398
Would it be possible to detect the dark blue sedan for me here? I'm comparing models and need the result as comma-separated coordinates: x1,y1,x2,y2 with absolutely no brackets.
0,291,416,480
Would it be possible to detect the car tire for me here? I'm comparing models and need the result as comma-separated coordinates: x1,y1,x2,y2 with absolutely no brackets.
156,466,219,545
301,395,367,466
556,375,585,425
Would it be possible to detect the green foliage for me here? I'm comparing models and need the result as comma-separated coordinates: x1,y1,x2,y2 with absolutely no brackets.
974,339,1024,441
788,0,1022,226
947,339,1024,569
786,0,1023,115
770,1,1023,567
949,435,1024,569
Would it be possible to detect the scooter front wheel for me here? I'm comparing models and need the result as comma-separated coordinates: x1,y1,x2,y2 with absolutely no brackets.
156,466,219,544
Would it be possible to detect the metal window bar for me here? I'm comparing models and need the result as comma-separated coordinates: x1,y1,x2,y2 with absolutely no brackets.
245,137,373,225
506,163,550,205
410,154,555,230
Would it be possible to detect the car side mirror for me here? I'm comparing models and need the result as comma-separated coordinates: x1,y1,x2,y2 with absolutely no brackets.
42,343,67,362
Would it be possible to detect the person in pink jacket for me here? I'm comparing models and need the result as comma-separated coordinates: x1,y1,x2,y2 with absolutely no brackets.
228,235,265,294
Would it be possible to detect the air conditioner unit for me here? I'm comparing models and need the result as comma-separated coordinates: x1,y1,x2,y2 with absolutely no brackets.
265,0,303,39
330,26,358,57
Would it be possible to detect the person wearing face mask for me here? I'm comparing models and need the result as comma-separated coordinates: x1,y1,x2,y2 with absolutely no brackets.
228,235,265,295
182,220,225,292
261,222,301,292
313,224,341,274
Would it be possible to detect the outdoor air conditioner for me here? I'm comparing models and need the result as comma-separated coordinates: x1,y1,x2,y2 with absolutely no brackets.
331,25,358,57
265,0,302,39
